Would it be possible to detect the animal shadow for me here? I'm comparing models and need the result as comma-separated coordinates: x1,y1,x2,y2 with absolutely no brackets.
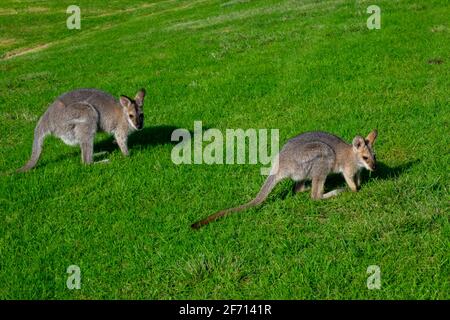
94,125,191,153
326,159,420,191
366,159,420,181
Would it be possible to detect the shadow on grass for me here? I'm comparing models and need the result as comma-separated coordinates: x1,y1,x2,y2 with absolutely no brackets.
327,159,420,191
94,125,200,153
362,159,420,182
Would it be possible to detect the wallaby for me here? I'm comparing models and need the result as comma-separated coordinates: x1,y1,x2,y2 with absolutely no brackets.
191,130,378,229
18,88,146,172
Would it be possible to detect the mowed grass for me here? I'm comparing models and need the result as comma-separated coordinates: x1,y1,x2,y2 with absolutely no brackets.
0,0,449,299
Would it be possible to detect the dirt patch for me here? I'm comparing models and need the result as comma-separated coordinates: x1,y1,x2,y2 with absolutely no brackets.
167,0,343,31
0,7,50,15
2,44,50,60
18,71,52,81
431,25,447,33
26,7,49,13
0,8,17,15
1,111,38,122
221,0,250,7
0,38,17,47
427,58,444,65
89,0,177,18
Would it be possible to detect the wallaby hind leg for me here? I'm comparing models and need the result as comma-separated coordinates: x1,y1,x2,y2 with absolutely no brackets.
80,141,94,164
311,176,326,200
74,123,96,165
66,103,98,165
322,188,345,199
92,151,110,164
293,181,310,193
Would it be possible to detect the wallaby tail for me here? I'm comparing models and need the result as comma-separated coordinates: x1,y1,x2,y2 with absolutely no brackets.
17,116,50,173
191,174,279,229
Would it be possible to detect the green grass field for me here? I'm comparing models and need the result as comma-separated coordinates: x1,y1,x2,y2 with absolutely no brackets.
0,0,449,299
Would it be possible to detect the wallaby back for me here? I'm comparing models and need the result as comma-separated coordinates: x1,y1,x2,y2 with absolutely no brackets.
57,89,121,132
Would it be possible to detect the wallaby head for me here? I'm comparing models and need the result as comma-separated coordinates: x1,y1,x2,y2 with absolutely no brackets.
119,88,146,131
352,129,378,171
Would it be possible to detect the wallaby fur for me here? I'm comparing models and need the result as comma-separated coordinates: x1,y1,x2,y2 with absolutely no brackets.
18,88,146,172
191,130,378,229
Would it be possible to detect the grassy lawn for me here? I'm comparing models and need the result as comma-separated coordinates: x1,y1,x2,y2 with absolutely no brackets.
0,0,448,299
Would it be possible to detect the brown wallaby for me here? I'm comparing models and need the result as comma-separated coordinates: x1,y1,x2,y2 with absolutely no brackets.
18,88,146,172
191,130,378,229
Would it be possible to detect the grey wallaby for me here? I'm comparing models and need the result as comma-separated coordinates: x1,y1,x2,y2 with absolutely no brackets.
191,130,378,229
18,88,146,172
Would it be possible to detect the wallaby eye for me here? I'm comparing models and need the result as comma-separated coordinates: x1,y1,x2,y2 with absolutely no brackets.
362,156,369,161
129,114,134,119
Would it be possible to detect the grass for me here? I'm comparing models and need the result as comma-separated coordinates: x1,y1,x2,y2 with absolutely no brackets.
0,0,449,299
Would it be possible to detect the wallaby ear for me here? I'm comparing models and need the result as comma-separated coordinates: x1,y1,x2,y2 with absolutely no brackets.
119,95,131,108
134,88,146,107
365,129,378,146
352,136,365,151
